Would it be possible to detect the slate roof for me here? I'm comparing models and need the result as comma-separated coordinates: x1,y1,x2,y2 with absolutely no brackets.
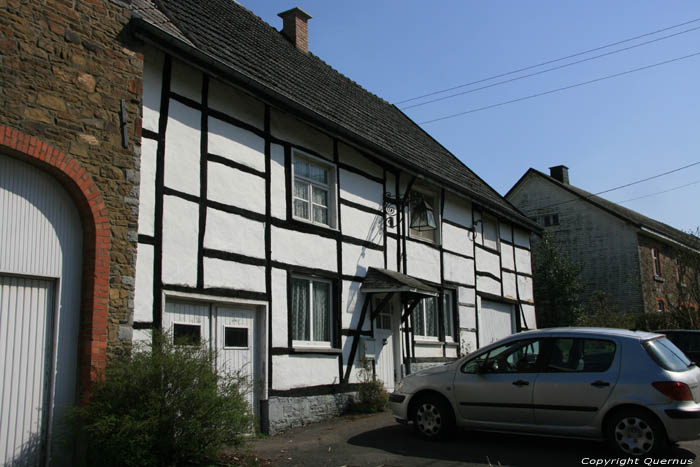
514,169,700,249
130,0,536,230
360,268,438,296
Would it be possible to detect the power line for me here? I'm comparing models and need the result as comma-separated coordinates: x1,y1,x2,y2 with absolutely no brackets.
402,24,700,110
532,161,700,211
617,179,700,204
394,16,700,105
419,51,700,125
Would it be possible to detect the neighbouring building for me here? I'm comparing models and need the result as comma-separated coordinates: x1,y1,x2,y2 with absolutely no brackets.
507,165,700,317
0,0,538,461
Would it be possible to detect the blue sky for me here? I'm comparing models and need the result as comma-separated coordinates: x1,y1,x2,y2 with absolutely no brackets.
244,1,700,232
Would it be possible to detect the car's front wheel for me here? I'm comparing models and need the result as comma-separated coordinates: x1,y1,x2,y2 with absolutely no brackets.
605,408,667,457
413,395,454,440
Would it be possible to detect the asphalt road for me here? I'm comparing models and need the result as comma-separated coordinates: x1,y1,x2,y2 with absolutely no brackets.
248,411,699,467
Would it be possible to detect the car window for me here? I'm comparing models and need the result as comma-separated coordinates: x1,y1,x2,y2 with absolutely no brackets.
644,337,691,372
461,339,541,374
545,338,616,373
666,332,700,353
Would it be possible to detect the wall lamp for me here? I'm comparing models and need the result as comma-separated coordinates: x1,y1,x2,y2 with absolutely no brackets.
384,191,437,231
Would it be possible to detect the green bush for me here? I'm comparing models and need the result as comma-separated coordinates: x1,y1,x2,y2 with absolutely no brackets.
351,356,388,413
69,333,255,467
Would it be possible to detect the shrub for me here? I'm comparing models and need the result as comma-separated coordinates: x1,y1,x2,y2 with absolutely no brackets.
351,356,388,413
69,332,255,467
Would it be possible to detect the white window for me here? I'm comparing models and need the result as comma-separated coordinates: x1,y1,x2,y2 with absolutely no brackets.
414,296,439,339
291,276,332,346
409,189,439,243
442,290,455,342
292,152,336,228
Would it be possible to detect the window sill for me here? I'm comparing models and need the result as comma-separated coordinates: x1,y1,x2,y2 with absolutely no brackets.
291,346,342,355
653,275,665,283
291,215,338,232
414,338,441,345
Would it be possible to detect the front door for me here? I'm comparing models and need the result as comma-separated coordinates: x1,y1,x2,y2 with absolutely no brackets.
453,338,543,427
374,296,399,391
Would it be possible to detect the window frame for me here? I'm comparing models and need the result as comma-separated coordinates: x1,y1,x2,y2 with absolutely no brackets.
291,150,337,229
442,289,456,343
543,337,617,373
414,296,440,341
408,186,440,244
290,275,334,348
223,326,249,349
652,247,662,277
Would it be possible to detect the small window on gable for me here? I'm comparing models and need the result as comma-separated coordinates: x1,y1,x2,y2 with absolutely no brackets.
409,189,440,243
652,248,662,277
657,300,665,313
173,323,201,346
292,152,336,228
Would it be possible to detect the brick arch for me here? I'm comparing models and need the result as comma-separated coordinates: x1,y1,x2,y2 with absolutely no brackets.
0,125,110,393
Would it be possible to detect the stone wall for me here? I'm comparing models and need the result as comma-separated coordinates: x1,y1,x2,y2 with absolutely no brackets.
268,392,356,435
638,234,685,314
0,0,143,360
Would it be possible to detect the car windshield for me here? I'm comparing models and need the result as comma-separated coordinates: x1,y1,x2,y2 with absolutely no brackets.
644,337,692,372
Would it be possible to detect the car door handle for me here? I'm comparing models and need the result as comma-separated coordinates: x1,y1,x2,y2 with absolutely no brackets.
512,380,529,387
591,380,610,388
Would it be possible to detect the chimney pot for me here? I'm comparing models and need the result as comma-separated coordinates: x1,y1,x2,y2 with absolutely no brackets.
278,7,312,53
549,165,570,184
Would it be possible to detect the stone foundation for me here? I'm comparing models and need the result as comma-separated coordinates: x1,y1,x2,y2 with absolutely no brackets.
268,392,357,435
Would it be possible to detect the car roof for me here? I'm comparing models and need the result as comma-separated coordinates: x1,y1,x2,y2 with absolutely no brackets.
516,327,662,341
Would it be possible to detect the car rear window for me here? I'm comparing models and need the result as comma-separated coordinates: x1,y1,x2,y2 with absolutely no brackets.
644,337,692,372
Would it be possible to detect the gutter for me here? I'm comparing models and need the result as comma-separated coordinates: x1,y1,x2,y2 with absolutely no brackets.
130,16,539,233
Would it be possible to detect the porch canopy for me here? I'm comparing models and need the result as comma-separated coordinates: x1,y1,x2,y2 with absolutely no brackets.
360,267,437,323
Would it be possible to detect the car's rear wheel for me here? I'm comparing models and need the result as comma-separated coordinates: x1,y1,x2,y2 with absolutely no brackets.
605,408,667,457
413,395,454,440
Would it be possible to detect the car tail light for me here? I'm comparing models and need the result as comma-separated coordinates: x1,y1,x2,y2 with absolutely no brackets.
652,381,693,401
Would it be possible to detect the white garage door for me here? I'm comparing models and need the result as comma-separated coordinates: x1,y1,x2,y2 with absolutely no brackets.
479,299,516,346
164,300,260,417
0,155,83,465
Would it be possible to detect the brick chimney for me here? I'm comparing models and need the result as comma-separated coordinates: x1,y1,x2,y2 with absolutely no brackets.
549,165,570,184
278,7,312,53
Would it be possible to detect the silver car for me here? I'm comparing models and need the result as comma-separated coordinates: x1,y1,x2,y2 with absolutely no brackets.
390,328,700,456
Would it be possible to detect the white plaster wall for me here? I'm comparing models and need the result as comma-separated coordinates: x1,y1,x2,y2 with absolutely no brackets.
460,329,478,354
442,222,472,257
477,275,501,296
341,280,365,329
203,258,266,292
340,204,383,245
208,117,265,172
134,242,154,322
446,345,458,358
514,228,531,249
170,59,202,103
500,222,513,242
458,286,475,306
459,304,476,329
204,208,265,259
142,46,163,133
443,193,472,227
405,241,441,283
444,253,474,285
483,215,499,251
386,237,397,271
414,343,443,358
521,303,537,329
162,196,198,286
165,101,200,196
271,268,288,348
270,144,286,220
138,138,157,236
501,243,515,270
475,247,501,278
342,243,384,277
272,354,339,389
208,78,264,129
271,226,337,272
133,329,153,347
502,272,517,300
338,143,382,177
517,275,534,302
270,109,333,159
342,335,363,383
207,161,265,213
515,247,532,274
339,169,383,211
